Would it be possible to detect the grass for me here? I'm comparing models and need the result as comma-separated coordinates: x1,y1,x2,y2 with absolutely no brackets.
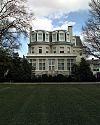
0,84,100,125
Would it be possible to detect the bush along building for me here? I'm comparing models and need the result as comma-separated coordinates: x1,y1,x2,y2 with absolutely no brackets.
26,26,86,76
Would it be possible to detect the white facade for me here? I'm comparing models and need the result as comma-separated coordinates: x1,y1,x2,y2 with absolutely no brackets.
87,59,100,78
27,26,86,76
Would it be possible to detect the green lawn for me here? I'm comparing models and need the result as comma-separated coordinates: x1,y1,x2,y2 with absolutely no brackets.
0,84,100,125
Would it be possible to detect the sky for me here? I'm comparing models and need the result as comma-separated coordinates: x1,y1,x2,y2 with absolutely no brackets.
19,0,91,57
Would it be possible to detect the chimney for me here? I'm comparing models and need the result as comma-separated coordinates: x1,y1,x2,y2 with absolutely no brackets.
68,26,73,42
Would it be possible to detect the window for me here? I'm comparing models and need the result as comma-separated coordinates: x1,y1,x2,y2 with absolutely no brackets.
53,47,56,53
73,49,75,53
79,50,82,56
31,47,34,53
93,69,99,71
93,64,100,71
39,47,42,53
30,59,36,70
29,47,31,54
67,59,75,71
66,33,70,42
67,47,70,53
32,32,36,42
32,59,36,70
45,33,49,42
52,33,57,42
30,59,32,66
60,47,64,53
39,59,45,70
58,59,64,70
59,33,65,41
37,32,43,41
46,47,49,53
49,59,55,70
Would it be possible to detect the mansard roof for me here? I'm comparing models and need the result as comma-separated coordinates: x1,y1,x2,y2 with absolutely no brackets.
74,36,83,47
32,30,68,33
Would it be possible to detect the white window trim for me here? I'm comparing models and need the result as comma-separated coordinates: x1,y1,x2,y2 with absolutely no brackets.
60,46,64,53
39,59,46,71
58,59,65,70
52,32,57,42
67,47,71,53
59,32,65,41
31,47,34,54
48,59,55,71
38,47,42,54
66,33,70,42
45,32,49,42
37,31,43,41
32,32,36,42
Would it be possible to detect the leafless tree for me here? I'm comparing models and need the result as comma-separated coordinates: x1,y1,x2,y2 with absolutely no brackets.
82,0,100,58
0,0,34,51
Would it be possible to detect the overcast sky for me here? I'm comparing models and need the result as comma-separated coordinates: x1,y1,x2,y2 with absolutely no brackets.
19,0,91,57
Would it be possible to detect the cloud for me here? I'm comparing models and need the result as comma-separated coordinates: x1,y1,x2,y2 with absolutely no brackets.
27,0,91,17
32,17,76,31
32,17,53,30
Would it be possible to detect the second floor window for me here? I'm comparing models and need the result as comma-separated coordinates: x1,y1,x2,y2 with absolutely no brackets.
67,47,70,53
53,47,56,53
31,47,34,53
60,47,64,53
39,47,42,53
46,47,49,53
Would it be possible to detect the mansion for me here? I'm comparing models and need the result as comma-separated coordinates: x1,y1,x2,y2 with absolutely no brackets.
26,26,86,76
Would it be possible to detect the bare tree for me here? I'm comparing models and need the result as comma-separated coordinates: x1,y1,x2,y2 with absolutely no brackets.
82,0,100,58
0,0,34,51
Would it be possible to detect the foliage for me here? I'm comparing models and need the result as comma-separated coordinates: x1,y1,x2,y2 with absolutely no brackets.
0,47,12,81
71,58,96,81
0,49,32,82
82,0,100,58
7,54,32,82
0,0,34,50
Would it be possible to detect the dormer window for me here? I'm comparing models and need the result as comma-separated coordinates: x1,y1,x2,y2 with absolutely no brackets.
59,32,65,41
37,32,43,41
66,32,70,42
52,32,57,42
45,33,49,42
32,32,36,42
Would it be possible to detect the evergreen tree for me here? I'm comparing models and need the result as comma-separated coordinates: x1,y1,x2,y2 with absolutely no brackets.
71,58,96,81
79,58,95,81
